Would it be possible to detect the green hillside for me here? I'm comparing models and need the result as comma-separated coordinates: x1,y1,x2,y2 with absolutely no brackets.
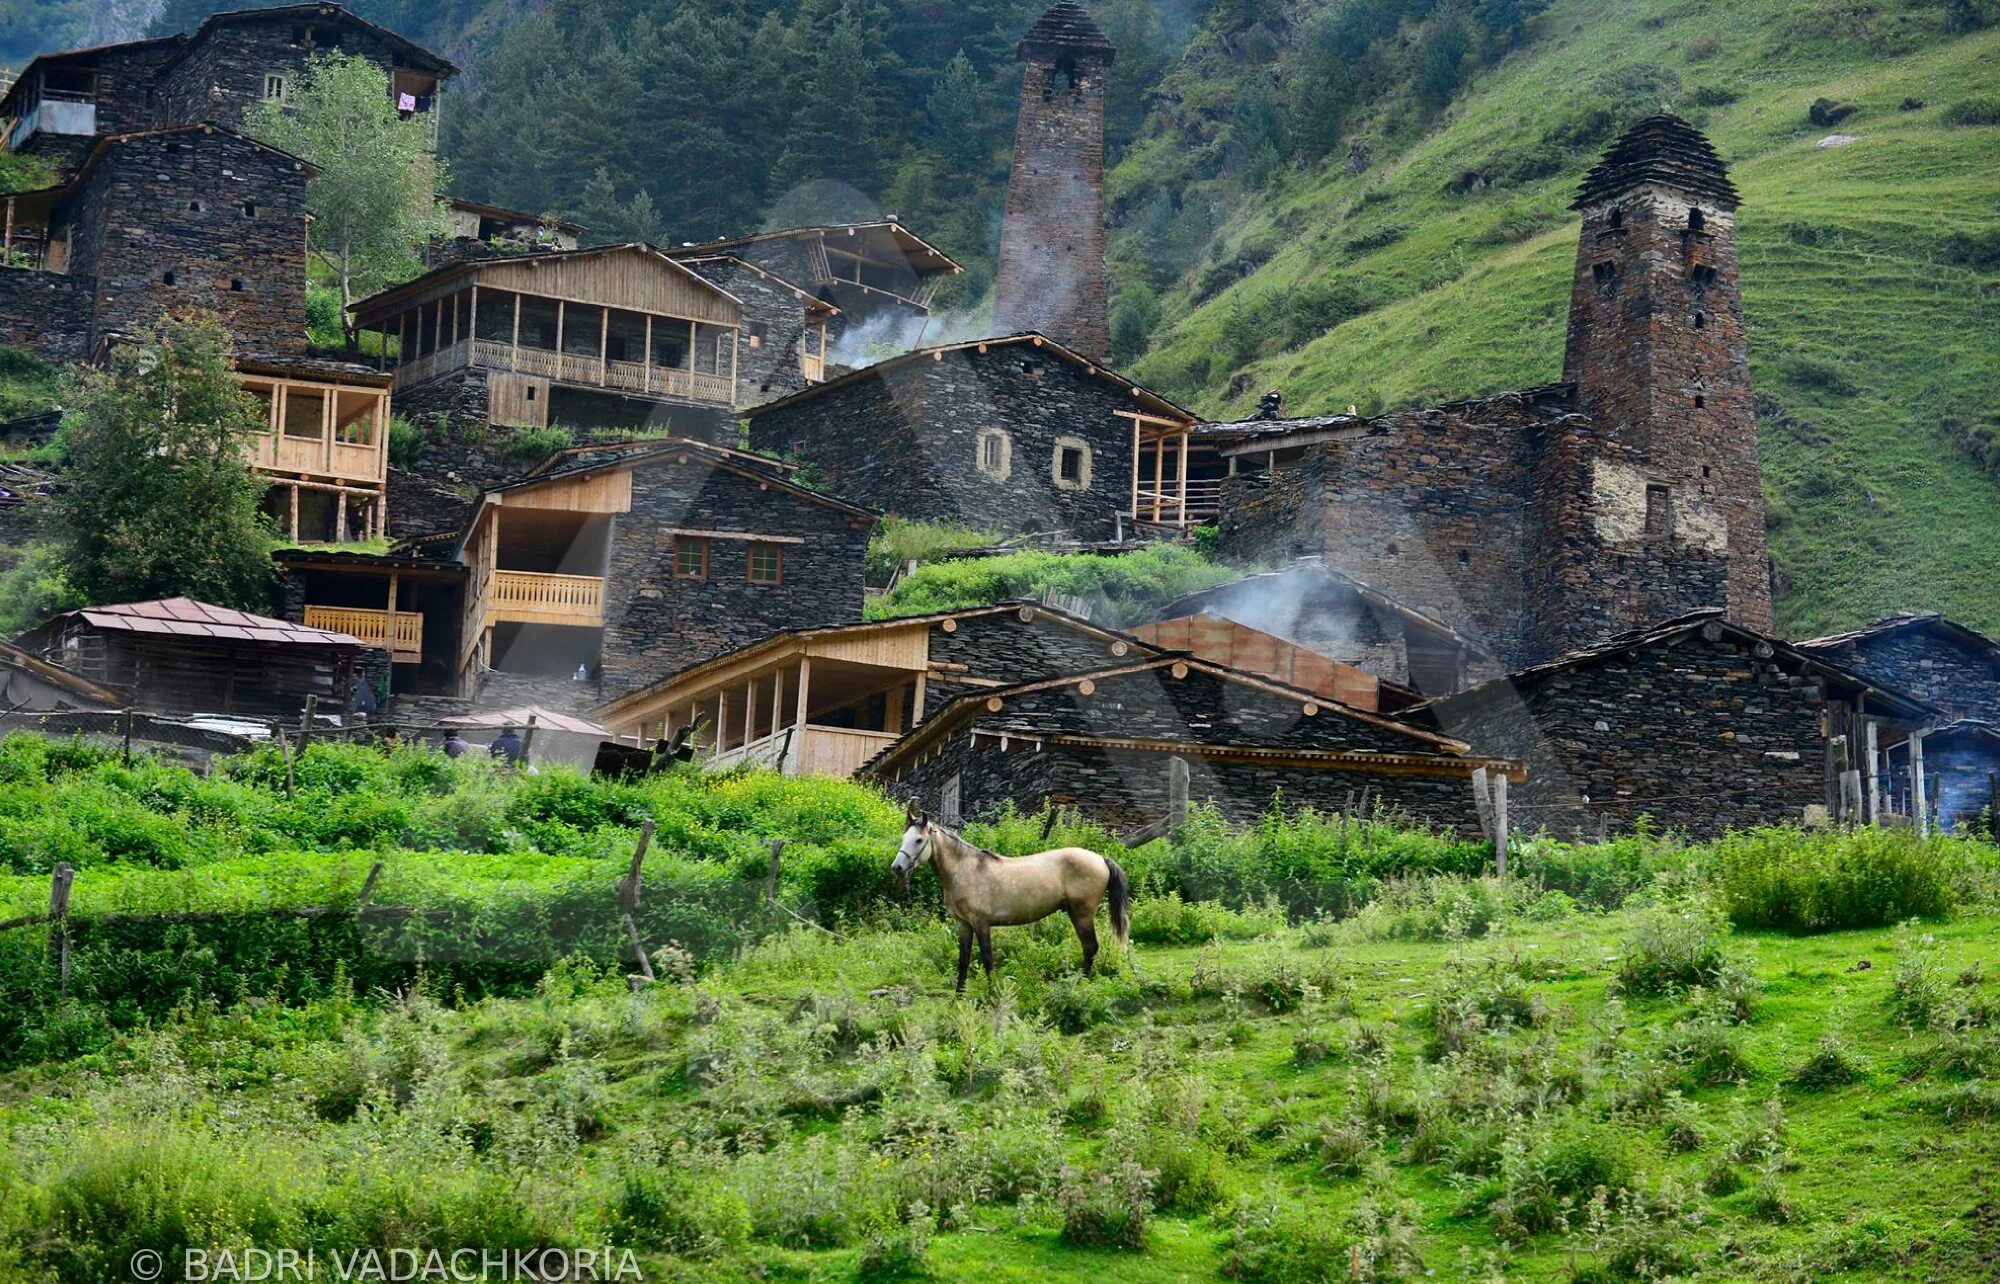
1110,0,2000,638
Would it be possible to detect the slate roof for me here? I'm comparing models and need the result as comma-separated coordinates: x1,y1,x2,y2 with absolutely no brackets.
1020,2,1117,61
1795,612,2000,659
1573,113,1740,211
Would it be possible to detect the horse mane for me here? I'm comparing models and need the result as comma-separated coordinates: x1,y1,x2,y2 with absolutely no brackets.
931,823,1003,863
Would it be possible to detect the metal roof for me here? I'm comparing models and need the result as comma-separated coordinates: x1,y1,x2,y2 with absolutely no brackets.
66,598,362,648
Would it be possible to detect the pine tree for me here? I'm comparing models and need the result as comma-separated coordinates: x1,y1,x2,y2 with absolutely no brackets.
769,1,890,200
926,51,989,178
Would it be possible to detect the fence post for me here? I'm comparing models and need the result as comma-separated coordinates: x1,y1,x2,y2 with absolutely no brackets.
357,860,385,907
122,708,133,766
1910,733,1929,838
619,819,654,914
1491,774,1510,879
48,862,74,1005
1865,721,1882,826
297,695,318,758
764,838,786,908
1167,756,1190,835
1470,766,1494,842
520,714,540,767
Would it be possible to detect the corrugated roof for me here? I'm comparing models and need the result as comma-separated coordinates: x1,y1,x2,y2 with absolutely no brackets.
71,598,362,647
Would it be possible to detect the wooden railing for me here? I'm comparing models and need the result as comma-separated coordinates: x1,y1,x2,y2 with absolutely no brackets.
707,727,796,773
304,606,423,659
796,726,901,779
252,431,387,487
801,352,826,383
393,338,473,387
488,570,605,626
1134,477,1225,525
466,338,735,405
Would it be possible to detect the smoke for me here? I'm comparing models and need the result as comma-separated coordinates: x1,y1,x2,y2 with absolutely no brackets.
829,303,993,369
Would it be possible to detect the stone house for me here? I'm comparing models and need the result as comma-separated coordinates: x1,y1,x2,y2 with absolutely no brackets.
673,254,839,407
429,198,584,269
592,601,1166,777
449,439,874,710
351,244,748,469
745,333,1195,541
1795,614,2000,723
1416,612,1935,839
1886,720,2000,835
1152,563,1503,701
665,222,962,357
1,4,455,176
1209,116,1771,670
863,655,1522,834
0,124,314,357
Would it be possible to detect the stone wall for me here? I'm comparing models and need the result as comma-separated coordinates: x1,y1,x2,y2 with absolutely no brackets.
394,367,493,444
922,607,1149,714
596,456,871,699
1892,731,2000,833
385,467,475,540
1807,627,2000,723
992,44,1112,361
152,14,439,136
475,670,603,716
680,258,819,408
60,128,310,353
1434,631,1836,838
0,268,94,363
748,343,1135,541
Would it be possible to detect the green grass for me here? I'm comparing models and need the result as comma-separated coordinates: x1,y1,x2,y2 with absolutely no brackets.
1114,0,2000,638
1,736,1997,1279
867,543,1235,627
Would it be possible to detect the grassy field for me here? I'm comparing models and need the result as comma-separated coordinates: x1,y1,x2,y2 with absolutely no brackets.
1117,0,2000,638
2,736,1999,1280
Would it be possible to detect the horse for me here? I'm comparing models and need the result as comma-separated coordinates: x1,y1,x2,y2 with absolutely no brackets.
891,810,1131,993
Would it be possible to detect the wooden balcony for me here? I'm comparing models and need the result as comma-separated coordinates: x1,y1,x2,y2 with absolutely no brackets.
1134,477,1224,526
397,337,735,406
488,570,605,627
708,725,901,778
304,606,423,662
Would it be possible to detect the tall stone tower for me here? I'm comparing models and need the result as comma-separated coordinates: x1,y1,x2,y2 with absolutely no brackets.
1530,115,1773,658
992,2,1115,362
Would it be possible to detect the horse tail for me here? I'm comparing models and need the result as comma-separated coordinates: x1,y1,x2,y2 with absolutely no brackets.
1104,856,1131,949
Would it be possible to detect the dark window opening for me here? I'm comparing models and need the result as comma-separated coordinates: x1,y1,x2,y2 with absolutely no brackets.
1386,542,1400,556
241,201,257,218
1694,394,1705,408
1702,465,1712,479
1608,208,1623,229
1057,445,1084,483
187,200,203,212
1645,484,1673,537
292,25,308,43
525,387,536,403
1591,260,1619,297
1693,312,1706,329
230,278,245,292
1691,265,1718,286
1457,549,1470,565
1688,208,1705,233
162,270,177,286
1045,61,1076,99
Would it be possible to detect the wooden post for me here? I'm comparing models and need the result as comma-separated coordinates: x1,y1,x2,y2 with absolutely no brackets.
743,677,757,748
1166,755,1190,833
1176,430,1190,527
728,328,739,401
555,299,565,370
1129,418,1141,524
48,862,74,1004
289,483,300,541
599,306,610,385
643,315,654,393
770,669,785,751
624,914,656,987
3,196,13,262
297,694,318,756
468,285,478,353
1151,430,1165,522
1865,720,1882,825
357,860,385,906
511,292,521,368
520,713,539,765
764,839,785,908
1492,773,1510,878
619,818,654,913
1911,732,1929,838
1831,735,1851,824
1470,766,1494,841
794,658,812,742
335,490,348,542
122,708,133,765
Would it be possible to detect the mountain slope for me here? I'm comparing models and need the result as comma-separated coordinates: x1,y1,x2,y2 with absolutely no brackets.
1113,0,2000,639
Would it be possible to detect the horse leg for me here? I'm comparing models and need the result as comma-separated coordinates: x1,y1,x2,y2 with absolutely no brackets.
955,921,973,995
976,925,995,980
1071,907,1099,977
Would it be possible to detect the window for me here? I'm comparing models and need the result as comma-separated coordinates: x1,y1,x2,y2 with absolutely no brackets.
1608,208,1624,229
230,277,245,292
1693,312,1706,329
747,543,784,585
941,775,963,827
1050,436,1092,491
187,200,203,212
1691,265,1718,286
674,536,709,580
263,73,287,103
1645,484,1673,537
162,269,177,286
747,321,768,349
975,427,1012,481
1693,394,1705,408
241,201,257,219
1688,208,1705,233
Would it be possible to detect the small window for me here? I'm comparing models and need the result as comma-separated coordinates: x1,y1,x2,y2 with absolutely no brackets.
1457,549,1470,566
747,321,768,348
1693,312,1706,329
1645,484,1673,537
162,269,177,286
241,201,257,219
1691,265,1718,286
1607,208,1624,229
525,386,536,403
230,277,246,292
187,200,203,212
1051,436,1092,490
1386,542,1400,556
747,543,784,585
263,73,287,103
975,427,1012,481
941,774,963,827
1688,208,1705,233
1693,394,1705,408
674,536,709,580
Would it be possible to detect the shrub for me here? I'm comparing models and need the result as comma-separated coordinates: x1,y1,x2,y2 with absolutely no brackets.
1791,1032,1866,1090
855,1203,932,1281
1490,1119,1637,1241
864,517,1001,584
1714,827,1961,931
1889,921,1959,1031
868,544,1233,628
498,423,574,464
1615,894,1735,996
1057,1161,1151,1249
1941,97,2000,126
1220,1193,1347,1282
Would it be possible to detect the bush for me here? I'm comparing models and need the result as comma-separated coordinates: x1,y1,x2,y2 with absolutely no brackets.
868,544,1233,628
1791,1032,1866,1090
1715,828,1963,931
1615,893,1735,996
499,423,575,464
865,516,1001,584
1220,1193,1347,1282
1057,1161,1151,1249
1941,97,2000,126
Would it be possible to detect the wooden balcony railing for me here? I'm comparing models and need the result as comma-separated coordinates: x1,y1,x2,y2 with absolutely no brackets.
1134,477,1225,525
304,606,423,660
796,726,901,778
488,570,605,627
465,339,735,406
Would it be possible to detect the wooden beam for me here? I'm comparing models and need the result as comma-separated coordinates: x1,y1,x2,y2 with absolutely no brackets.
599,306,610,384
1176,430,1190,527
1129,416,1140,522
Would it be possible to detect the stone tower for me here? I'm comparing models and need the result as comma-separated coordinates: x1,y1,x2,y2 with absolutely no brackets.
1531,115,1773,658
992,2,1115,362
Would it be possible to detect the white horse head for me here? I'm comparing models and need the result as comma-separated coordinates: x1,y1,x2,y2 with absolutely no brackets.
891,810,933,877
